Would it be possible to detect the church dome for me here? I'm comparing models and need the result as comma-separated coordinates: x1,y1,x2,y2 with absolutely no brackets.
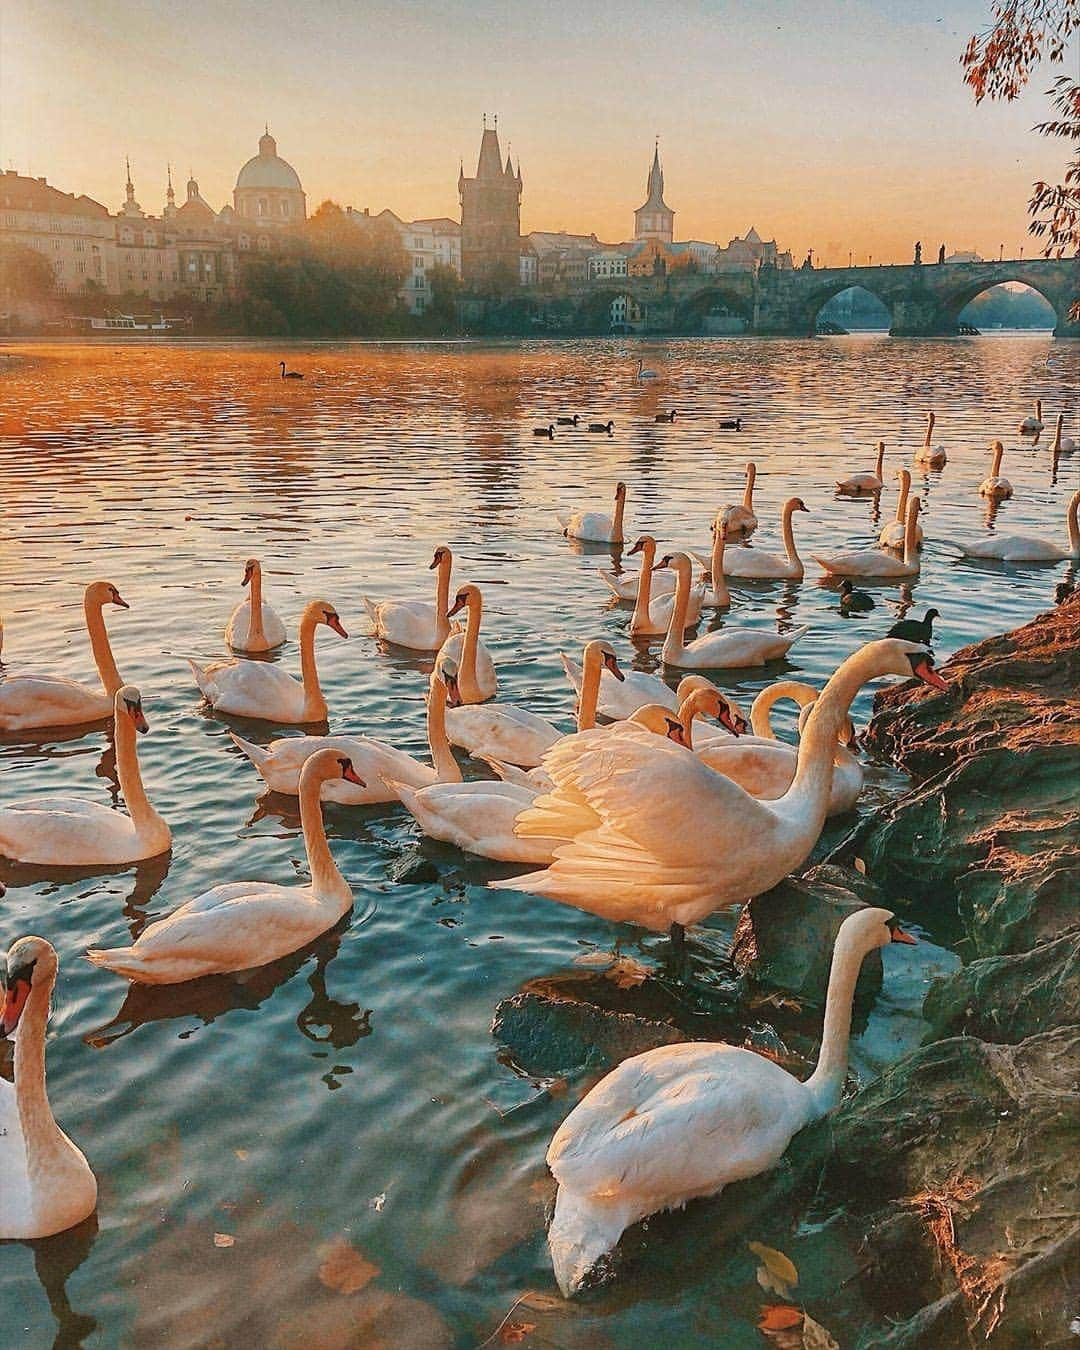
235,132,303,192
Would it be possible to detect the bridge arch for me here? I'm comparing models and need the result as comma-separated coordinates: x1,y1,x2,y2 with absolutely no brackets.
798,274,898,335
673,284,754,333
936,271,1068,333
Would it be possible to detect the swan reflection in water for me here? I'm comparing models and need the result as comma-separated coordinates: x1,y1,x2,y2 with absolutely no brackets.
0,1208,99,1348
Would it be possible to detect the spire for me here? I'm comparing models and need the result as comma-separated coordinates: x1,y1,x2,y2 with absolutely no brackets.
646,136,664,204
166,163,174,201
125,155,134,203
259,126,277,156
476,119,503,178
121,156,142,216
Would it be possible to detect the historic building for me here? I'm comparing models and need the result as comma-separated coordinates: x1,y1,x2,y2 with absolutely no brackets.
0,170,115,294
458,121,522,290
634,142,674,244
233,129,307,226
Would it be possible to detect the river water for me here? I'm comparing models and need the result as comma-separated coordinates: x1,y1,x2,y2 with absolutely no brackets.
0,337,1076,1347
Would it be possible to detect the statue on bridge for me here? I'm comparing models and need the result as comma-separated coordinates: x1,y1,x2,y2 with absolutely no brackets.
800,249,814,271
914,240,922,265
938,243,946,265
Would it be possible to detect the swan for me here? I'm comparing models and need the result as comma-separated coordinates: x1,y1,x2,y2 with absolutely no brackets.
1019,399,1043,433
838,579,874,613
637,358,658,380
628,536,705,636
363,545,454,651
189,598,347,723
225,558,287,653
279,361,303,380
559,482,628,545
720,498,809,579
941,487,1080,562
813,496,922,578
887,608,939,645
229,667,463,804
491,638,946,936
544,907,916,1296
0,686,170,865
978,441,1014,500
0,580,129,732
913,412,946,469
720,463,758,541
689,514,732,608
433,584,497,702
878,469,924,549
1051,413,1076,455
86,749,364,983
561,651,675,722
836,441,885,496
1,937,98,1240
655,553,809,669
391,774,559,865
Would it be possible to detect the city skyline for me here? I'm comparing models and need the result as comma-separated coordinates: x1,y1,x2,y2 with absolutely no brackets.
2,0,1071,265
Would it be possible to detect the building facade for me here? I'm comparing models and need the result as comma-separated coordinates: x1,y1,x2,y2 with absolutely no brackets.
458,122,522,290
0,170,115,294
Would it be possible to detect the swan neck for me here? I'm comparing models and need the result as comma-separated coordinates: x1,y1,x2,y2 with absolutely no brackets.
923,417,932,448
115,711,164,837
875,444,885,476
300,771,349,903
612,493,626,540
427,688,462,782
784,655,868,828
895,472,909,523
904,507,919,563
743,465,755,509
578,652,602,732
709,529,729,606
434,558,452,638
85,594,122,696
781,505,800,565
805,925,870,1111
248,567,266,645
460,596,482,694
749,680,805,738
991,444,1003,477
298,613,327,720
15,976,66,1185
1068,495,1080,554
662,561,691,660
631,541,655,627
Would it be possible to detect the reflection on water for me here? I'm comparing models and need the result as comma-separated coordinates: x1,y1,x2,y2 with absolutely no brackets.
0,338,1076,1345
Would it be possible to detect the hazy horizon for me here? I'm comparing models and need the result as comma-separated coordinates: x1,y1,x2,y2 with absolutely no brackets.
2,0,1071,265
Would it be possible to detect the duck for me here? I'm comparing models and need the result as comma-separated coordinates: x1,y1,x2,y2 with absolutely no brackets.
637,358,658,380
556,415,580,427
628,536,705,636
543,908,916,1296
86,749,364,983
838,579,875,613
654,410,677,423
0,580,129,732
887,608,939,645
533,424,555,439
913,412,947,469
720,498,809,580
941,489,1080,562
558,481,628,545
588,421,615,435
718,417,743,431
363,545,454,651
229,666,463,804
0,686,170,865
189,598,347,723
978,441,1014,500
813,497,922,578
491,638,946,937
279,361,303,380
1051,413,1075,455
720,462,758,541
836,441,886,495
433,584,498,702
1019,399,1043,433
879,469,924,549
225,558,287,653
1,937,98,1239
655,553,809,669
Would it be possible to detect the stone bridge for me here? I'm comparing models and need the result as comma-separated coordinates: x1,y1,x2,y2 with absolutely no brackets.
511,256,1079,337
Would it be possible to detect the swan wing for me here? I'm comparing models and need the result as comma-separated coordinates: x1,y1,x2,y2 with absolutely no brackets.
0,674,110,728
446,704,562,766
198,659,306,719
365,598,442,649
226,599,287,649
0,798,142,865
722,550,792,579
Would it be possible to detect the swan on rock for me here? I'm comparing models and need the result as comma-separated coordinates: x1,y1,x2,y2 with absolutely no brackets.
363,545,454,651
225,558,287,653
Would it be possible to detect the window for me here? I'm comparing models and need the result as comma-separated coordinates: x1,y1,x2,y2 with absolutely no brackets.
257,235,270,250
144,231,155,246
280,200,289,216
74,238,84,252
415,255,425,268
142,271,149,281
53,238,61,251
76,260,86,274
238,234,250,250
258,198,267,216
53,259,63,273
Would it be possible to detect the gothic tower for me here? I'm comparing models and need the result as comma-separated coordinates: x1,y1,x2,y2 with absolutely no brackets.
459,119,522,291
634,140,674,244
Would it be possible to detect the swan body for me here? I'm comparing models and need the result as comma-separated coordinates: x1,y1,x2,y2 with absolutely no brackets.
0,581,128,731
392,778,557,864
627,536,704,635
86,749,363,983
559,482,628,544
190,599,346,723
491,638,945,932
879,469,924,549
836,441,885,495
598,566,676,601
447,702,562,769
363,546,453,651
637,358,657,380
1051,414,1075,455
1,938,98,1239
720,498,809,579
0,687,170,865
434,584,497,702
279,361,303,380
913,412,946,469
1019,399,1043,433
978,441,1013,500
813,497,922,578
225,559,286,653
942,489,1080,562
545,908,914,1295
561,651,674,722
720,462,758,541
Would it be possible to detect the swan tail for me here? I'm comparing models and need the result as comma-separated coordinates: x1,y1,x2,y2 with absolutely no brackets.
688,551,711,572
596,569,625,597
187,658,211,698
560,652,583,696
784,624,810,649
84,946,151,980
228,732,270,775
548,1186,633,1297
474,754,533,787
361,596,382,627
385,778,427,822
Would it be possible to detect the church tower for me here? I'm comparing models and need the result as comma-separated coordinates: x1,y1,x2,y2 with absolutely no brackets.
459,118,522,291
634,140,674,244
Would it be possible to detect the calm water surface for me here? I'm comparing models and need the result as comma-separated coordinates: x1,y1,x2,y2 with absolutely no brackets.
0,338,1077,1347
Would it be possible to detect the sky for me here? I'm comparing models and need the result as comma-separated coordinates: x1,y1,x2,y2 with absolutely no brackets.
0,0,1072,265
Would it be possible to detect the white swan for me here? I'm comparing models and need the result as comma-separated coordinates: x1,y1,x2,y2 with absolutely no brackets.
597,562,675,601
86,749,364,983
433,584,497,703
637,357,658,380
655,553,808,669
190,599,347,723
689,514,732,608
1051,413,1076,455
836,441,885,495
1019,399,1044,434
813,496,922,578
913,412,946,469
544,907,916,1295
878,469,924,549
229,667,463,804
720,462,758,541
0,686,170,865
628,536,705,635
391,776,558,865
561,651,675,723
362,545,454,651
978,441,1014,500
491,638,946,934
559,482,628,545
0,581,129,732
942,487,1080,562
1,937,97,1239
225,559,286,653
720,498,809,579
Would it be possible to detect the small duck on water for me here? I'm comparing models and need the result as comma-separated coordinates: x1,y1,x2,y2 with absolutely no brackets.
887,607,939,646
838,579,874,614
655,409,677,423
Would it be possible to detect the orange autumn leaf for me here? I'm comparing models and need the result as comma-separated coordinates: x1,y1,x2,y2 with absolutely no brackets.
213,1232,235,1248
316,1235,380,1295
759,1305,803,1331
499,1321,537,1343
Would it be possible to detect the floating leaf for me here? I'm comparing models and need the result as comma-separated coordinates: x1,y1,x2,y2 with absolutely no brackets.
517,1290,566,1312
573,950,614,968
499,1322,537,1343
801,1312,840,1349
213,1232,235,1248
759,1305,802,1331
750,1242,799,1296
853,856,868,875
234,1148,249,1161
317,1235,380,1295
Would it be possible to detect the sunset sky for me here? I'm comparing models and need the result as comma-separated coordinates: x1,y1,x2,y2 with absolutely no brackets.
1,0,1070,264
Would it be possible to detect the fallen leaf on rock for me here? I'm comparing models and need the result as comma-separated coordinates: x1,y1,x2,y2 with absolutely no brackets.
573,951,614,968
498,1322,536,1343
853,857,868,875
759,1305,802,1331
750,1242,799,1297
801,1312,840,1349
213,1232,235,1248
317,1235,380,1295
607,956,651,988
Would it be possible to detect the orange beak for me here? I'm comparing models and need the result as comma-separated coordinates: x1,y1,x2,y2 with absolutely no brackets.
112,592,129,609
2,979,30,1037
444,674,463,708
913,658,947,690
129,705,149,734
890,923,918,945
326,615,348,639
341,761,366,787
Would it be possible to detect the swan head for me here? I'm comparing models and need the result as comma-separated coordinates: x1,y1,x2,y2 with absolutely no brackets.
116,684,149,733
299,747,366,791
614,481,627,502
653,551,691,576
631,704,690,746
869,638,947,690
87,580,129,610
583,640,623,682
679,685,748,738
838,907,917,961
436,657,463,707
789,497,810,514
305,600,347,639
241,558,259,586
447,584,481,619
2,936,57,1038
626,535,653,558
429,546,451,571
